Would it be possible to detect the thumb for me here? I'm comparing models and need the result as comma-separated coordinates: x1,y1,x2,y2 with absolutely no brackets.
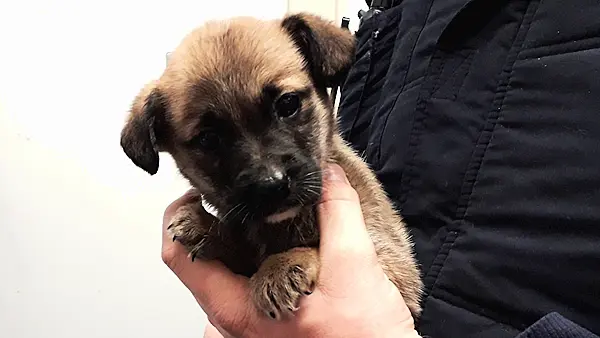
317,163,378,270
161,191,256,335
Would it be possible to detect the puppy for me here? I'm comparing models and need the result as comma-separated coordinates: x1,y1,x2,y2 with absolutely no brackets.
120,13,423,320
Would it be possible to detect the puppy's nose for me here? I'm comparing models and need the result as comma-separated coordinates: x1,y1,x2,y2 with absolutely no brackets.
247,167,291,202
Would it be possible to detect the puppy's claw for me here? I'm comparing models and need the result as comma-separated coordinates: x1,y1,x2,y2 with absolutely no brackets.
249,249,319,321
189,245,204,262
167,204,214,262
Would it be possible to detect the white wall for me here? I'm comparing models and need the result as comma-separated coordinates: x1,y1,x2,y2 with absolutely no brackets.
287,0,368,33
0,0,370,337
337,0,369,32
0,1,287,338
286,0,368,111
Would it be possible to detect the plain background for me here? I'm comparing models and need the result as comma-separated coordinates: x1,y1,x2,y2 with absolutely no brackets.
0,0,366,337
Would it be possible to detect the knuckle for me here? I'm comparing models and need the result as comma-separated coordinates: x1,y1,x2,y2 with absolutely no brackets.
295,306,328,336
211,308,253,338
163,205,180,226
342,185,361,202
163,190,200,222
321,183,360,204
161,245,179,270
164,199,183,218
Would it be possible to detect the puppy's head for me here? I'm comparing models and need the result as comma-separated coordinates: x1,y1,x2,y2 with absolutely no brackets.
120,13,355,224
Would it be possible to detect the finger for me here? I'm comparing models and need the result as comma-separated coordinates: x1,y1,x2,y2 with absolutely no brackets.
161,192,256,334
203,322,227,338
317,163,378,265
163,189,201,217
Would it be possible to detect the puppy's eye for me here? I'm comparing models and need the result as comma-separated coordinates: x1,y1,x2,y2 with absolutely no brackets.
191,131,220,150
274,93,301,118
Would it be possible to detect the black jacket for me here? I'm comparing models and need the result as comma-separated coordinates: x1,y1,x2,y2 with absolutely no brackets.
338,0,600,337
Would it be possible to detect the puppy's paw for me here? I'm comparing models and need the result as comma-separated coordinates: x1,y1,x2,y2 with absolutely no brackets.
249,248,319,320
167,204,215,261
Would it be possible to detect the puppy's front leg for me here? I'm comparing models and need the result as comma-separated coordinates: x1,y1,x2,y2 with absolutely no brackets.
249,247,320,320
167,195,222,261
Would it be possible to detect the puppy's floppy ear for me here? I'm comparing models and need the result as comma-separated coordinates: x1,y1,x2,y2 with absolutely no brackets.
120,81,166,175
281,13,356,88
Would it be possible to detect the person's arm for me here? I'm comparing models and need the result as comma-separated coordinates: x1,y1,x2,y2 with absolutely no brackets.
162,164,421,338
517,313,598,338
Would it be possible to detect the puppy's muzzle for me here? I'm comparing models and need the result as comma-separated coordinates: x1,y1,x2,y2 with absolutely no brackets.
238,165,291,206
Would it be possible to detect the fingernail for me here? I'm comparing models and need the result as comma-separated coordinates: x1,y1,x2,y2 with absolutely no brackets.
325,164,349,184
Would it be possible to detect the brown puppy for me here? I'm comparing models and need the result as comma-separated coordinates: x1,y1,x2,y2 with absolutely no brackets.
120,13,423,320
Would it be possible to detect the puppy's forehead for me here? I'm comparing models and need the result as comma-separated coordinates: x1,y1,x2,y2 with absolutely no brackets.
163,17,309,129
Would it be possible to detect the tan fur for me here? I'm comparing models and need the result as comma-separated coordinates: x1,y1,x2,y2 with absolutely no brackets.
293,14,357,81
159,17,310,142
249,247,320,316
331,135,423,313
122,12,423,321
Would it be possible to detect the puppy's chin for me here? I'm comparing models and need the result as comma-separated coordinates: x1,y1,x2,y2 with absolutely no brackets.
265,206,302,224
224,187,320,225
262,185,321,224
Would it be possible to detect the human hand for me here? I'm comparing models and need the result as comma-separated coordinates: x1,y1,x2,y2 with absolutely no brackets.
161,163,421,338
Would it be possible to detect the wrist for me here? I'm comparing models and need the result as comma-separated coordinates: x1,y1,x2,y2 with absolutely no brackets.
385,319,421,338
407,330,422,338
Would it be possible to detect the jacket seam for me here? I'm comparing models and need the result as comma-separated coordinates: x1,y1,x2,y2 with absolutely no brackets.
344,19,377,144
396,50,446,207
418,0,542,326
346,39,375,143
414,229,460,329
430,57,449,94
518,35,600,60
375,0,436,169
454,0,541,222
446,50,476,100
397,0,436,94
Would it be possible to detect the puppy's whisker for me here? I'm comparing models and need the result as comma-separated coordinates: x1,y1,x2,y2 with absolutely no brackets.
299,171,321,181
304,187,321,197
295,222,306,244
220,203,243,224
241,210,251,225
220,204,241,223
299,177,321,185
229,205,248,225
295,194,307,207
